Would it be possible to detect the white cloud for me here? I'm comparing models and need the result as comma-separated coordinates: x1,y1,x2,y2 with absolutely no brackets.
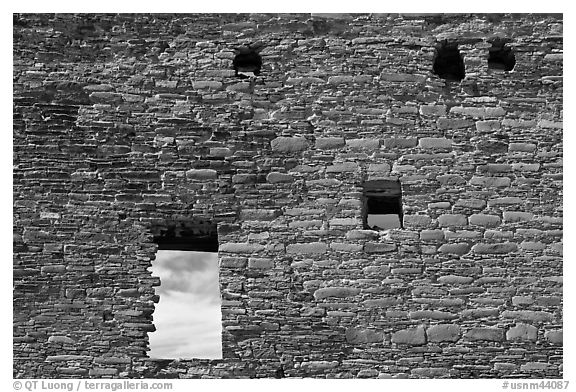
148,251,222,359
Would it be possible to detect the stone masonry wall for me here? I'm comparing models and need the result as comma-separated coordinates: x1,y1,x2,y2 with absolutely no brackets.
13,13,562,378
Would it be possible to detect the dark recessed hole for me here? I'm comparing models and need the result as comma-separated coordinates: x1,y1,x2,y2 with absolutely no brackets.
363,180,404,230
433,41,465,82
152,220,218,252
232,43,264,79
488,39,516,72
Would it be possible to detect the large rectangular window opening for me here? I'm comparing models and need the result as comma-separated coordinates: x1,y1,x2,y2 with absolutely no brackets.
148,221,222,359
363,180,403,230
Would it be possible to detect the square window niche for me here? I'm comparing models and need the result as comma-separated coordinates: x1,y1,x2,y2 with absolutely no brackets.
362,180,403,230
148,220,222,360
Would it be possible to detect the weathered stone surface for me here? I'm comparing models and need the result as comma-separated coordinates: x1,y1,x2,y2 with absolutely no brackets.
328,75,354,85
314,287,361,300
420,230,445,241
438,275,474,285
464,328,505,342
192,80,223,90
544,330,563,344
419,104,447,116
380,72,426,83
346,138,380,150
502,310,554,322
444,229,482,241
248,257,274,269
446,229,482,241
300,361,339,371
494,363,518,371
362,297,398,307
94,357,132,364
426,324,461,343
506,323,538,341
345,327,384,344
509,142,537,152
409,310,457,320
512,163,540,171
315,137,345,149
285,77,325,85
520,241,546,251
438,243,471,255
488,197,524,206
287,242,328,254
470,176,511,187
89,368,119,376
46,355,93,362
437,117,475,129
300,307,326,317
364,242,397,253
475,120,501,131
383,138,418,148
428,201,451,209
219,257,247,268
186,169,217,180
346,230,379,240
410,367,449,377
538,119,562,129
266,172,294,183
479,164,511,173
117,288,139,297
418,137,452,149
391,326,426,345
520,362,552,372
472,242,518,254
450,106,506,118
48,336,76,344
41,265,66,273
219,243,266,253
503,211,534,222
367,163,391,174
469,214,501,227
403,215,432,228
512,296,534,306
461,308,500,318
326,162,359,173
330,242,363,252
438,214,467,227
240,209,281,220
271,137,309,152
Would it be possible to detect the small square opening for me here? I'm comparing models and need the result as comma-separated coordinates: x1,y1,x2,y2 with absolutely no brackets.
363,180,403,230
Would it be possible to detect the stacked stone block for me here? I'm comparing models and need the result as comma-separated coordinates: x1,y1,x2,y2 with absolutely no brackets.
13,13,562,378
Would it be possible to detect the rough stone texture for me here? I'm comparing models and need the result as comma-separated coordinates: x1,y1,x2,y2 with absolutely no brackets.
545,330,563,344
418,137,452,149
271,137,309,152
13,13,562,380
437,214,468,227
426,324,461,343
469,214,501,227
506,324,538,341
472,242,518,254
345,328,384,344
465,328,505,342
391,326,426,345
313,287,361,300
